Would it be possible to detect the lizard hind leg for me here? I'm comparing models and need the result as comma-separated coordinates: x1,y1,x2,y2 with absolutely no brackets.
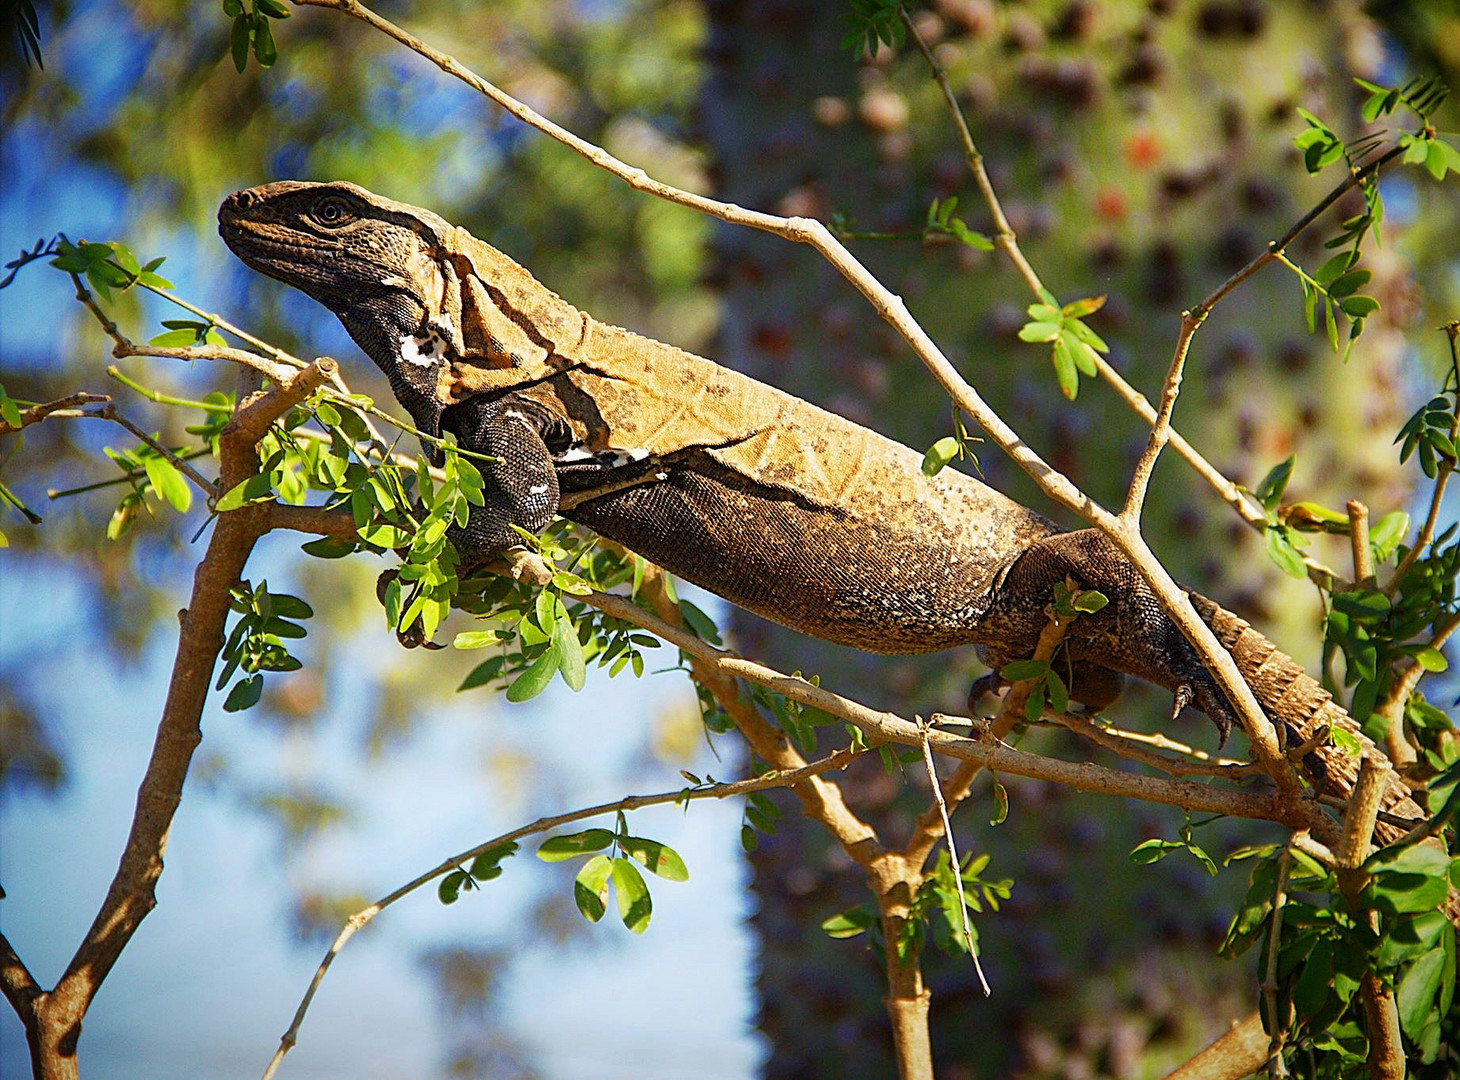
969,653,1126,716
985,529,1240,746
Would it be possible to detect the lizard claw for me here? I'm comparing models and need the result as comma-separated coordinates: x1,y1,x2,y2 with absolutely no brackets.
1169,683,1194,722
967,672,1008,714
375,568,445,650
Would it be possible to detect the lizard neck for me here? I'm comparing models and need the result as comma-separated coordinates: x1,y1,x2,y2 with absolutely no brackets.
341,292,445,439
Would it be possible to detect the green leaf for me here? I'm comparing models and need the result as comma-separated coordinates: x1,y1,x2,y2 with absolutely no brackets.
1412,646,1449,672
468,841,518,880
537,829,615,861
1397,946,1446,1039
1326,268,1371,298
1255,455,1295,511
357,524,410,549
255,0,291,16
611,857,652,934
1364,844,1454,915
457,656,504,692
1340,295,1379,319
573,854,612,922
300,536,356,559
252,15,277,66
222,674,263,712
1129,838,1182,865
452,629,501,650
1052,337,1078,399
148,328,202,348
229,13,251,72
1024,679,1046,722
215,472,275,512
821,906,875,939
1000,659,1047,682
989,780,1008,826
921,436,960,477
1424,139,1450,180
1044,670,1068,715
437,870,467,905
1265,526,1308,578
677,599,721,645
534,588,558,635
554,616,586,692
144,456,192,513
505,645,560,702
1018,321,1061,343
1073,590,1108,613
620,836,689,881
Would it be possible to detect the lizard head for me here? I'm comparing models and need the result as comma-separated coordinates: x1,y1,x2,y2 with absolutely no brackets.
218,180,452,314
220,180,584,434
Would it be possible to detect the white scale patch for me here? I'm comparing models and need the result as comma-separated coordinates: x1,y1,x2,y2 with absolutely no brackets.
399,329,447,368
556,445,651,469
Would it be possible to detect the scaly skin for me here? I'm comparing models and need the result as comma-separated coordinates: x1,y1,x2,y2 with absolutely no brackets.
219,182,1456,924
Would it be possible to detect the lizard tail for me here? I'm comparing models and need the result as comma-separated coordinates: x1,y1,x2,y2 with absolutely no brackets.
1189,592,1460,928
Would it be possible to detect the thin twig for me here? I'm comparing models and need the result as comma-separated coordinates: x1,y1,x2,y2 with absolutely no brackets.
899,8,1393,582
1386,321,1460,595
901,609,1071,867
260,748,859,1080
1333,756,1405,1080
0,392,113,435
106,365,232,412
46,448,213,500
1347,500,1374,586
1046,710,1259,779
1262,846,1293,1078
1372,610,1460,771
98,406,216,496
916,718,989,996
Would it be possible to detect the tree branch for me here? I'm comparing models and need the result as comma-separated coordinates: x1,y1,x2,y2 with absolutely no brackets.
94,405,216,496
0,393,112,436
259,746,860,1080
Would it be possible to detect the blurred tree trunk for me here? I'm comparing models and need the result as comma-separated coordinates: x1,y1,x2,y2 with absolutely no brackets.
698,1,1428,1075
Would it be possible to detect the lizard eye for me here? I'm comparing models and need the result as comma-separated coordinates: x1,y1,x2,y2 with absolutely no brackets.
312,196,354,228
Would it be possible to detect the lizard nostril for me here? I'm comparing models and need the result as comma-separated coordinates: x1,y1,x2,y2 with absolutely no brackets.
231,190,257,212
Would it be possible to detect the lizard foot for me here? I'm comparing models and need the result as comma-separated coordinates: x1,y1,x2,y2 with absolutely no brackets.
967,672,1008,714
375,569,446,650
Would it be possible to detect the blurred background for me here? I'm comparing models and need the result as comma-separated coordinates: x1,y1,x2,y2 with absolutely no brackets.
1,0,1458,1077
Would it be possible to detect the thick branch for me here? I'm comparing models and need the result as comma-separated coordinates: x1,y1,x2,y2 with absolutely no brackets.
225,357,336,446
0,929,41,1030
26,360,339,1075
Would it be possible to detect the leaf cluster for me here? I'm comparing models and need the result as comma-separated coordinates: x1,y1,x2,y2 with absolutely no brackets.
1223,843,1459,1072
821,849,1010,966
535,813,690,935
223,0,290,72
216,579,314,712
1016,290,1109,400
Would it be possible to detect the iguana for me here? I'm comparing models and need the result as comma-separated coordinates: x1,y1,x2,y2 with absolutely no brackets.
217,181,1446,880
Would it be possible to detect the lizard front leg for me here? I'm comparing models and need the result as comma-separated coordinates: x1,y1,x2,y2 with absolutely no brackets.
982,528,1239,743
437,393,562,570
378,394,563,649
